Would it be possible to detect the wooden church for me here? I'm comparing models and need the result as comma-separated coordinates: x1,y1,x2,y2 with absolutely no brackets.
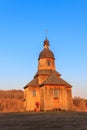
24,38,73,111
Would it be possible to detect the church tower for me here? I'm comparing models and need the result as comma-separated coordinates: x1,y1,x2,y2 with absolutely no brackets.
38,38,55,70
35,38,61,85
24,38,73,112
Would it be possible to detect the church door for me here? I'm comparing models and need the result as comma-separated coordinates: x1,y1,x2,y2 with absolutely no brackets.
53,98,59,109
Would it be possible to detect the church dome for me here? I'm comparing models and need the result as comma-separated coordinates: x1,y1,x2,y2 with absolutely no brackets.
38,38,55,60
38,48,55,60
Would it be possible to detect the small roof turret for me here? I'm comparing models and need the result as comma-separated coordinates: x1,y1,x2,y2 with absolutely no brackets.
43,37,50,46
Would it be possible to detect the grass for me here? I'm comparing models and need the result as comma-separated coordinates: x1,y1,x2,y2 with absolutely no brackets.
0,111,87,130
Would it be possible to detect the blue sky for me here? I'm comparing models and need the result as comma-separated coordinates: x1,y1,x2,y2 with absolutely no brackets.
0,0,87,98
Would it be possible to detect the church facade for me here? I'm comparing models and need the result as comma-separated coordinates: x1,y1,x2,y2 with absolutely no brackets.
24,38,72,111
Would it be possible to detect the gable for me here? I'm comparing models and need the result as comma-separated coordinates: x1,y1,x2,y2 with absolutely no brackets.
24,77,38,89
40,74,72,87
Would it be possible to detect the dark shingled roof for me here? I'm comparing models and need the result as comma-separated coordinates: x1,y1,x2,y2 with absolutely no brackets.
40,74,72,87
24,77,38,89
38,48,55,60
24,70,61,89
34,69,61,77
24,73,72,89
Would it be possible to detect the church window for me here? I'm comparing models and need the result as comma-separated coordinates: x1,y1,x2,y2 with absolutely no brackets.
54,89,58,98
49,88,53,95
47,60,50,66
32,90,36,97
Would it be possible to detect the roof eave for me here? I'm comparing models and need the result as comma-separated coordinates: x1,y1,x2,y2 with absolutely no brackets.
40,83,72,87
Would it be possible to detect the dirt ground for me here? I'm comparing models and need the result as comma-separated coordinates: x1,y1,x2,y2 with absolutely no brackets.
0,111,87,130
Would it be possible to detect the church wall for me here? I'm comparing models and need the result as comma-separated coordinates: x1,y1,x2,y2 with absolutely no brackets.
44,85,53,111
59,86,68,110
42,85,68,111
24,87,40,111
40,87,45,111
24,85,72,111
24,88,27,111
66,87,73,110
38,58,55,70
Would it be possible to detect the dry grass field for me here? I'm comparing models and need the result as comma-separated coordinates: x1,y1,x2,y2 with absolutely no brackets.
0,112,87,130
